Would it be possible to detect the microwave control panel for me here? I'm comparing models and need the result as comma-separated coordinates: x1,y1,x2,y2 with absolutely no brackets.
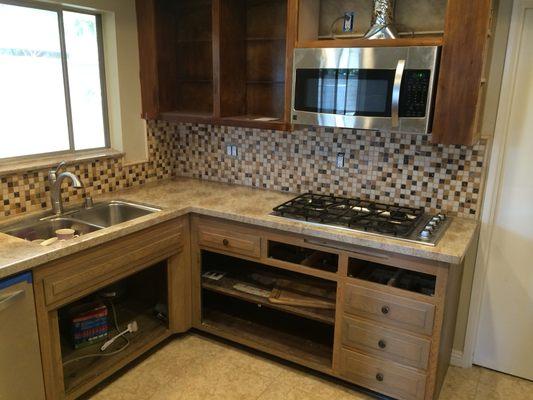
399,70,431,118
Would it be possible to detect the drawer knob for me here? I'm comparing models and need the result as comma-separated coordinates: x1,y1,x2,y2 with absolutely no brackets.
381,305,390,315
378,340,387,349
376,373,384,382
222,239,229,246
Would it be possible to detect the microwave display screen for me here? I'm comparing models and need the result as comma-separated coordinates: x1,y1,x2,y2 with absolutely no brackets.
294,69,395,117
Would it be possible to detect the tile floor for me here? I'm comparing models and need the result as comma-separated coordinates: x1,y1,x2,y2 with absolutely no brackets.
85,333,533,400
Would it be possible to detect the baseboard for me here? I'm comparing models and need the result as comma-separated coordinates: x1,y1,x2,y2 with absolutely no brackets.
450,349,472,368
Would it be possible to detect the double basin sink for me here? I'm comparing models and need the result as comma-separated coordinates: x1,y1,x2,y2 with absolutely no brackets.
1,200,161,242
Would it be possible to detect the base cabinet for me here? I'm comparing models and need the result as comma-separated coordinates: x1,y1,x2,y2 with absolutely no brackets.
191,216,467,400
33,214,467,400
33,217,191,400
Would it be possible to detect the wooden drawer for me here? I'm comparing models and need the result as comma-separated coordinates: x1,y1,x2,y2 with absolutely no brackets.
342,315,431,370
343,283,435,335
39,220,184,307
339,348,426,400
197,222,261,258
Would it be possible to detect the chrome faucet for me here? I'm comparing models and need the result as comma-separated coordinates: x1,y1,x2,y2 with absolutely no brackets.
48,161,84,215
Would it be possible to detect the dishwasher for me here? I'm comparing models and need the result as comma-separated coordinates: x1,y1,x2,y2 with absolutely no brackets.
0,272,46,400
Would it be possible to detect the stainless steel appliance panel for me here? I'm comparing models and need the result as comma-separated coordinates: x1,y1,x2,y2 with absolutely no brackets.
0,272,46,400
291,46,440,133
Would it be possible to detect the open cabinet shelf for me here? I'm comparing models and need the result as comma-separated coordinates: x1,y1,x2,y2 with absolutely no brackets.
58,263,170,397
199,250,336,370
137,0,294,131
201,291,334,370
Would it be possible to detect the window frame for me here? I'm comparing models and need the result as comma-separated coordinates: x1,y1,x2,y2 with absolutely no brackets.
0,0,111,162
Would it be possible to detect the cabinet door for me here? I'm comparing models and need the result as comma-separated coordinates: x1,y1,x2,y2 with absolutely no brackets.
136,0,159,119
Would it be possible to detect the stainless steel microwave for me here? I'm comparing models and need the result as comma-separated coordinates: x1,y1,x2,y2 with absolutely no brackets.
291,46,441,134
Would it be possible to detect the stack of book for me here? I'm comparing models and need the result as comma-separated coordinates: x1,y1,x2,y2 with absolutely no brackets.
69,302,109,349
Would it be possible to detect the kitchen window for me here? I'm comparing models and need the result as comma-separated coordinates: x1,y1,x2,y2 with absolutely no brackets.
0,1,109,160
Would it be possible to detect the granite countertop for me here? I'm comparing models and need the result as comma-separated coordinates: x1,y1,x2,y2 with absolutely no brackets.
0,177,479,279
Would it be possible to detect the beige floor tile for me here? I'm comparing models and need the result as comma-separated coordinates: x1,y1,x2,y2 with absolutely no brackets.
271,364,373,399
149,354,273,400
474,368,533,400
86,334,533,400
438,365,481,400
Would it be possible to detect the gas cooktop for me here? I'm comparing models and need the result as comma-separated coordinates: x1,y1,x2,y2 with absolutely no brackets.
272,193,450,246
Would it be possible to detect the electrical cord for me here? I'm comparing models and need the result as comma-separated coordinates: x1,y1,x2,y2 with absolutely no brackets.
329,16,347,37
62,300,130,366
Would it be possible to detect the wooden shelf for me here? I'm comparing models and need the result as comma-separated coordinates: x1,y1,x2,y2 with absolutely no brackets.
158,111,214,124
246,80,285,84
219,115,289,130
62,301,169,396
202,276,335,325
246,37,286,41
201,307,333,370
296,36,444,49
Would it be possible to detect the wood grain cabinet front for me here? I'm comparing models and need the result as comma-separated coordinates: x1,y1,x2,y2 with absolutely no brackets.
339,348,427,400
197,222,261,259
40,220,185,308
342,315,431,370
343,283,435,336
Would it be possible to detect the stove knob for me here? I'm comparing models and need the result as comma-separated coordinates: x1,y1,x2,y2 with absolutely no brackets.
420,230,431,239
426,225,434,232
437,214,446,221
432,216,441,223
429,220,437,227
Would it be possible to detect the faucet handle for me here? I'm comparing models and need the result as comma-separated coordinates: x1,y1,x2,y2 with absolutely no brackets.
53,161,66,174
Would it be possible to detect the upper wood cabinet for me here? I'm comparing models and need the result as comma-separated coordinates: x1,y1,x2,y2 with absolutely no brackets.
294,0,495,146
136,0,494,145
136,0,296,130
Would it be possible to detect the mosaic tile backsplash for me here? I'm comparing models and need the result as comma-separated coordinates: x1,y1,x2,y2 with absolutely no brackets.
172,122,488,218
0,122,178,217
0,120,488,218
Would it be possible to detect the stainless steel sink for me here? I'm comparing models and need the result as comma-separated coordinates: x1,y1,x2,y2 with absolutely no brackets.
0,200,161,242
73,200,161,228
2,218,101,242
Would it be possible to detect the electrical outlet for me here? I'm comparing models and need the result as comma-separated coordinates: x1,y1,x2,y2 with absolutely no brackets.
226,144,238,158
343,12,355,33
336,153,345,168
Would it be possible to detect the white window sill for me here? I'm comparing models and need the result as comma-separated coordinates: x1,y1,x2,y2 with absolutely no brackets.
0,149,124,176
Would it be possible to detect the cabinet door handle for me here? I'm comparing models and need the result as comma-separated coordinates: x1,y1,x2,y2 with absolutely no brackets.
378,339,387,349
376,373,384,382
222,239,229,246
381,305,390,315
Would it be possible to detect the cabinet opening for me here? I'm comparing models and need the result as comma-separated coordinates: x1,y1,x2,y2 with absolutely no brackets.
268,240,339,273
59,262,169,394
201,250,337,325
219,0,287,123
202,290,334,368
297,0,446,43
157,0,213,117
348,258,436,296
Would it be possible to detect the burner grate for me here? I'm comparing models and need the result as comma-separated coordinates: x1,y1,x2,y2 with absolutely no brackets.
273,193,425,238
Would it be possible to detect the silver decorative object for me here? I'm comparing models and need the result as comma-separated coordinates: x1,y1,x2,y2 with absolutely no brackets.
364,0,398,39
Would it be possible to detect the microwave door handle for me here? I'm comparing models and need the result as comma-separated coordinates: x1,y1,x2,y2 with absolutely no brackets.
392,59,406,128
